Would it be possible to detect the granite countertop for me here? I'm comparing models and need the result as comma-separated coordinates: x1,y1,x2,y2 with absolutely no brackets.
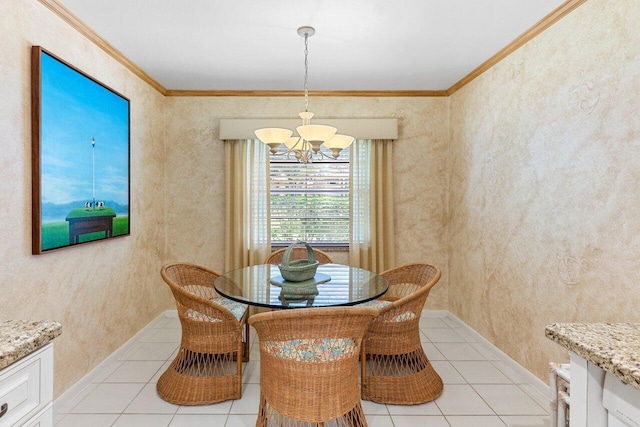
545,323,640,390
0,320,62,370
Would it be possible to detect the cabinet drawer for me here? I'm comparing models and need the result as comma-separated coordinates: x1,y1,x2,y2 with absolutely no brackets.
0,345,52,427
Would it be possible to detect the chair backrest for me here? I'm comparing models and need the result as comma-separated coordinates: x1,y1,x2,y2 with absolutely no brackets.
249,306,378,421
264,247,334,265
379,263,441,317
161,262,220,300
161,262,236,323
249,306,377,342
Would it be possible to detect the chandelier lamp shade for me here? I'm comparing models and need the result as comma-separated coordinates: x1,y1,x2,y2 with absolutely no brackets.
254,26,354,163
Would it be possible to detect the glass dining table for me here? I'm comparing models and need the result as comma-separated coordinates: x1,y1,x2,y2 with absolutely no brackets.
214,263,389,309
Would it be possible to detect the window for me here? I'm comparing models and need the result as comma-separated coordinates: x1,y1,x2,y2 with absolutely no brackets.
270,147,350,247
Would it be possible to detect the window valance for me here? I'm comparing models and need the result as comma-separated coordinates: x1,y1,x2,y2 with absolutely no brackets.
219,118,398,140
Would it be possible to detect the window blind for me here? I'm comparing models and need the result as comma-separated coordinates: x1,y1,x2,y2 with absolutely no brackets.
270,148,350,246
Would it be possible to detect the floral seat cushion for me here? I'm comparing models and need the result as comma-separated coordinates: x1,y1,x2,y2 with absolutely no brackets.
358,299,417,322
211,297,248,321
184,297,248,323
262,338,358,362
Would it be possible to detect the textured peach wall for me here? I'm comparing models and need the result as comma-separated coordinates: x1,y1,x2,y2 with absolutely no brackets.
7,0,627,400
449,0,640,381
163,96,451,308
0,0,170,396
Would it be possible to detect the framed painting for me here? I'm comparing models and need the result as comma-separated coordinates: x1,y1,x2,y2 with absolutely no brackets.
31,46,130,254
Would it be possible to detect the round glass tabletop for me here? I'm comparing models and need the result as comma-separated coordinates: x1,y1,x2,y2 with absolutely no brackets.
214,263,389,309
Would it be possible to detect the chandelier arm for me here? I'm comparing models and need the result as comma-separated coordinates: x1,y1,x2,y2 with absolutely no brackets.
280,137,335,164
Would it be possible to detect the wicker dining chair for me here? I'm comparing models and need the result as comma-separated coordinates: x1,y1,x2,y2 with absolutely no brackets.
360,263,443,404
156,263,249,405
264,247,334,265
249,306,378,427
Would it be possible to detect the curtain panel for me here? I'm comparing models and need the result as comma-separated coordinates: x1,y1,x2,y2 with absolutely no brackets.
349,139,395,273
224,139,271,271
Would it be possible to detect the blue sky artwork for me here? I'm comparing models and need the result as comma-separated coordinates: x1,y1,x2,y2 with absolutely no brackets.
40,51,129,215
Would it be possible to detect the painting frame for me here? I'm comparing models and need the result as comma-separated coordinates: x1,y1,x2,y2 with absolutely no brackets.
31,46,131,254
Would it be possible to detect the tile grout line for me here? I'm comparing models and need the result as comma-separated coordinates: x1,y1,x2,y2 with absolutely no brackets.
55,310,550,426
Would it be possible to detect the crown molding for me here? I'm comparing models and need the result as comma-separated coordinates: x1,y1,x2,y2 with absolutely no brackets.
165,89,449,97
446,0,589,95
40,0,588,98
37,0,167,95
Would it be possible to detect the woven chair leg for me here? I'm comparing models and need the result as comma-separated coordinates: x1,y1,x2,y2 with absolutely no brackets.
237,339,244,398
243,322,250,362
256,394,368,427
362,349,443,404
157,349,242,405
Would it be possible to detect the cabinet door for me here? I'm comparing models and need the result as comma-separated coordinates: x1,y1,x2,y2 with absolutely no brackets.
22,404,53,427
603,372,640,427
569,352,608,427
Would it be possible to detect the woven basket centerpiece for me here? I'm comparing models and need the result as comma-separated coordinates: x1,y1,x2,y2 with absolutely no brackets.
278,242,319,282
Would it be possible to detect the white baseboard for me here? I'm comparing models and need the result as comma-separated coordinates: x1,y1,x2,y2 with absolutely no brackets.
421,309,449,318
55,308,550,416
53,310,176,416
443,311,550,405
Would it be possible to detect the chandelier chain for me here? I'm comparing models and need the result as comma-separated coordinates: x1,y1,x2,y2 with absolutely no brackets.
303,32,309,112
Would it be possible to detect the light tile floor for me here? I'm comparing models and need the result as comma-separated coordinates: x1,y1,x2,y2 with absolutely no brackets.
54,313,551,427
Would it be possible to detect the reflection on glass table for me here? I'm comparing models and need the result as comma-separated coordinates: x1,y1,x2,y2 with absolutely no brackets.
214,264,389,309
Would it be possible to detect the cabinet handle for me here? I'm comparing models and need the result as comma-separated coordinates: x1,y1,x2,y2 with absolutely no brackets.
0,403,7,418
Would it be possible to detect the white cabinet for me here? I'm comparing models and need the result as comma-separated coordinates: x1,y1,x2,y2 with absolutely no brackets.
22,405,53,427
569,352,608,426
0,344,53,427
570,352,640,427
603,372,640,427
547,324,640,427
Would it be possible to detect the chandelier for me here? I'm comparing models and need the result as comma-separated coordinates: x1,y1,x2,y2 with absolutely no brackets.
254,26,354,164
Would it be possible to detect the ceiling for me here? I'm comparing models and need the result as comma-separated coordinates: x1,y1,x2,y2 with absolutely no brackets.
56,0,569,92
